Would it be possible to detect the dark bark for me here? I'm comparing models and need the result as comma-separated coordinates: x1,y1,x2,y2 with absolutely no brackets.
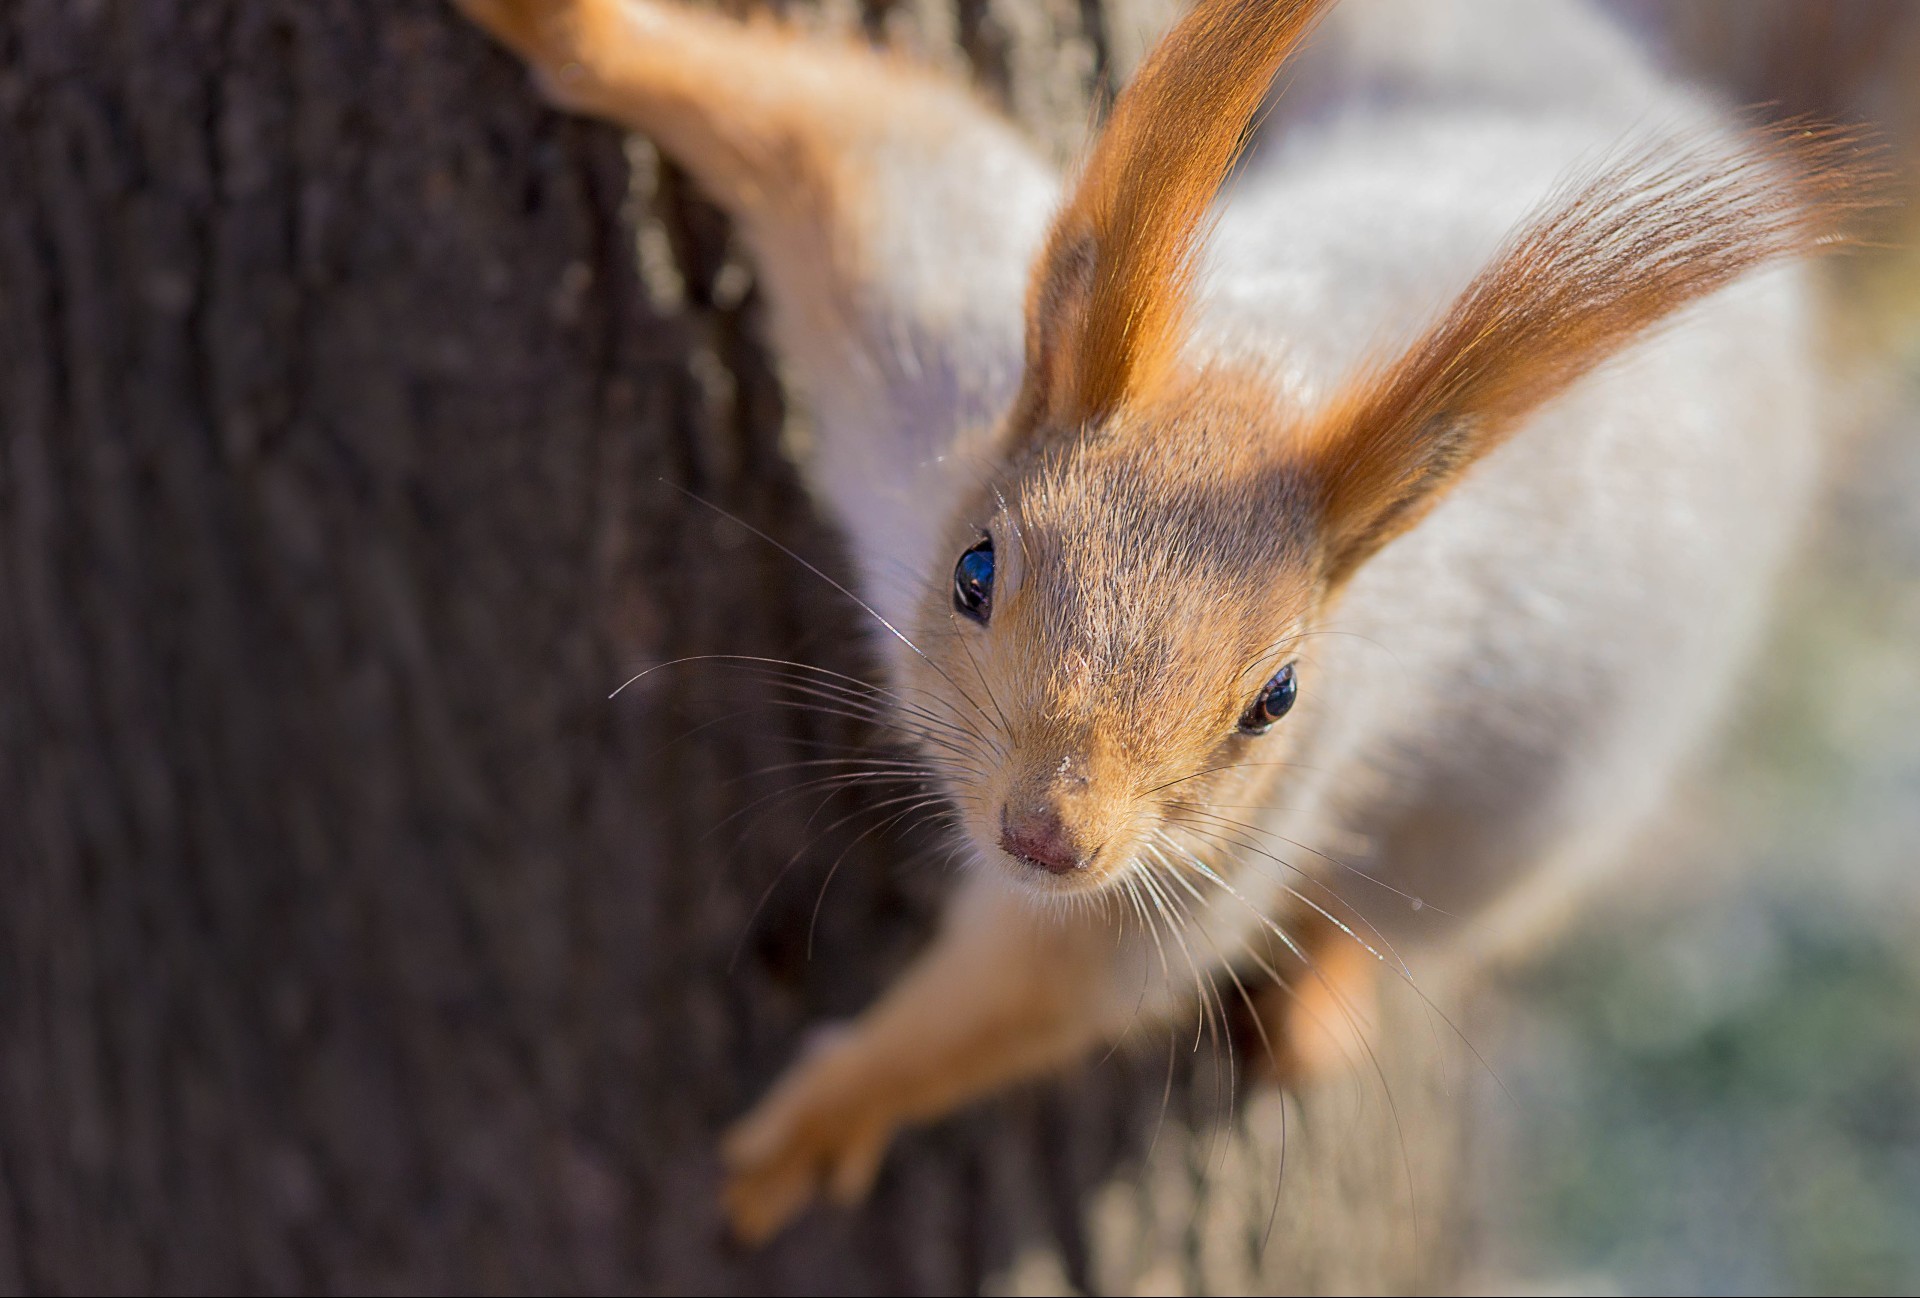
0,2,1467,1292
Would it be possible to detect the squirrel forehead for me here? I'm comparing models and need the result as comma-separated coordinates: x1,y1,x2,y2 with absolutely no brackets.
1009,395,1321,600
995,450,1320,692
1017,457,1311,588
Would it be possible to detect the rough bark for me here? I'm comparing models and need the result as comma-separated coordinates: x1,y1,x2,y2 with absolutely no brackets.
0,2,1468,1292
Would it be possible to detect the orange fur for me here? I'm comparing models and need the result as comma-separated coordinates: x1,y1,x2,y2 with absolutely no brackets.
1017,0,1334,432
1304,124,1880,585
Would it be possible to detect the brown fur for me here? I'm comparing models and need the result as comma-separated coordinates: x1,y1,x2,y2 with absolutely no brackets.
1017,0,1334,432
1302,124,1882,585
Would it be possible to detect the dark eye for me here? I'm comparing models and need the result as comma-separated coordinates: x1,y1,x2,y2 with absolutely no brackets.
953,536,995,622
1238,662,1297,735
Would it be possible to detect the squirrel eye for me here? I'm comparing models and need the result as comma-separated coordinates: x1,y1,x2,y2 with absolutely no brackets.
1238,662,1298,735
953,536,995,622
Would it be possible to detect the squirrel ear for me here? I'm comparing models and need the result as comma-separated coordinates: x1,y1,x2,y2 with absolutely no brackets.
1305,126,1876,588
1018,225,1102,434
1011,0,1332,437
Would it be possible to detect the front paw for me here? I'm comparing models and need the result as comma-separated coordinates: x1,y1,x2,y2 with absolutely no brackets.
720,1030,897,1245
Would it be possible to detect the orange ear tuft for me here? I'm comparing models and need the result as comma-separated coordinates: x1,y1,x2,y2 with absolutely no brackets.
1306,122,1883,586
1015,0,1334,436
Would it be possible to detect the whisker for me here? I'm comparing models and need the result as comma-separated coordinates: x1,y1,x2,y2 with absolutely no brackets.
723,755,939,790
1136,865,1217,1056
1141,848,1243,1185
732,660,999,751
1167,833,1428,1067
1174,805,1465,922
1151,835,1425,1244
1140,759,1323,799
734,693,986,768
614,652,1005,771
1168,819,1508,1104
807,793,958,959
728,785,952,972
704,767,935,849
948,608,1015,740
1167,812,1421,986
728,669,998,765
612,650,889,701
665,483,1009,736
1171,838,1408,988
1092,876,1164,1070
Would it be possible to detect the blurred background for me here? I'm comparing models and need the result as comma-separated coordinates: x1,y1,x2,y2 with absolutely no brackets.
1476,256,1920,1294
1470,9,1920,1289
0,2,1914,1294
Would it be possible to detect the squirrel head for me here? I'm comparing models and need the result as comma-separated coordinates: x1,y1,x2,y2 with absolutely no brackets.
906,371,1324,893
895,0,1873,896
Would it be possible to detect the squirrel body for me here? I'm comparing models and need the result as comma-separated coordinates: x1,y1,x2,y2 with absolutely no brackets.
456,0,1861,1244
1199,8,1821,949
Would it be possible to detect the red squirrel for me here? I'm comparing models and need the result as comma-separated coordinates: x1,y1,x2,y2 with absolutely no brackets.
454,0,1872,1244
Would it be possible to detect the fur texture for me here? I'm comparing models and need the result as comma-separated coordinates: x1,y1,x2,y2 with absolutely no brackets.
455,0,1871,1245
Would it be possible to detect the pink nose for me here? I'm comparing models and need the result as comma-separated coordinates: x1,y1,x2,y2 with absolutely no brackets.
1000,807,1087,875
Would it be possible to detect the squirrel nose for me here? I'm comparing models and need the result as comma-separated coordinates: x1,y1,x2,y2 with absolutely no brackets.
999,806,1088,875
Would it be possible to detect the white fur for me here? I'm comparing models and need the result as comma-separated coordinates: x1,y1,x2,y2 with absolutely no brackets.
783,0,1819,959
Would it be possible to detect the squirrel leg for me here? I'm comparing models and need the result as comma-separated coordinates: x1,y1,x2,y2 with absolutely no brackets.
721,873,1133,1244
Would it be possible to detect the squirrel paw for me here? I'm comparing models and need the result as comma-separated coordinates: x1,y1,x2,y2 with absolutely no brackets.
720,1026,896,1245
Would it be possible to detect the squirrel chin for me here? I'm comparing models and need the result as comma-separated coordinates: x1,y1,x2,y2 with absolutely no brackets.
978,845,1129,899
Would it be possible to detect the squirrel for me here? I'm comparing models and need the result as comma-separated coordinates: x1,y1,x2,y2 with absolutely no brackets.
453,0,1874,1245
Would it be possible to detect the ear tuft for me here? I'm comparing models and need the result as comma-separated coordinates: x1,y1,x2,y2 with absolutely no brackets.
1013,0,1335,438
1306,121,1885,587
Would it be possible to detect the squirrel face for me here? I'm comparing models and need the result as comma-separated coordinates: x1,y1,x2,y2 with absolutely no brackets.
906,379,1326,895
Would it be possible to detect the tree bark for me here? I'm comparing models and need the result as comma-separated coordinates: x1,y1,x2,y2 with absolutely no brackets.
0,2,1468,1292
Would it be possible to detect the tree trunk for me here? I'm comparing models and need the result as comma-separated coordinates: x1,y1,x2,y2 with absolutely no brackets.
0,2,1469,1292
